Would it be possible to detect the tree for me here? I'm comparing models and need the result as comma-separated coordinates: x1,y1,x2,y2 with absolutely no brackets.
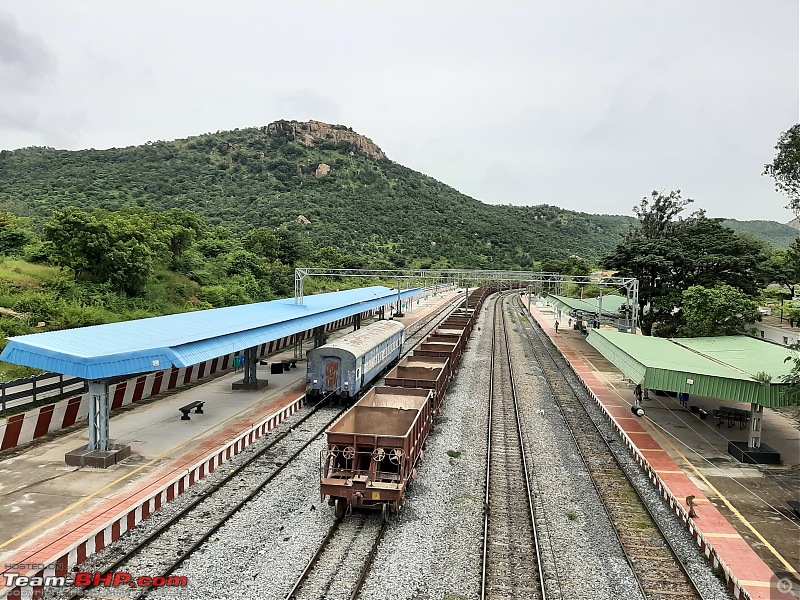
762,240,800,299
680,285,760,337
764,124,800,216
604,190,692,335
784,343,800,403
604,190,768,335
245,228,281,262
44,208,165,296
0,212,33,255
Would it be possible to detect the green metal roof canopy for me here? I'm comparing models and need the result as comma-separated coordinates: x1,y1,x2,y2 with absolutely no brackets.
587,330,796,407
547,294,628,318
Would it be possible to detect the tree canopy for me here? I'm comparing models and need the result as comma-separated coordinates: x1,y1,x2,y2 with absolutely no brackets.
604,190,768,336
764,124,800,216
680,285,760,337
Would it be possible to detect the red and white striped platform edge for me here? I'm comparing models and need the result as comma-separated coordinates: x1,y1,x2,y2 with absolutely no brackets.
0,316,357,454
0,385,308,600
525,300,780,600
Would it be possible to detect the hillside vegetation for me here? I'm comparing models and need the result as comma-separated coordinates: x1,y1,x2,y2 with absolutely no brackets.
0,122,643,267
721,219,798,249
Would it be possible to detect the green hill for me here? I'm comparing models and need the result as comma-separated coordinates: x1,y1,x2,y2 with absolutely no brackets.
1,119,794,266
722,219,798,249
0,121,635,266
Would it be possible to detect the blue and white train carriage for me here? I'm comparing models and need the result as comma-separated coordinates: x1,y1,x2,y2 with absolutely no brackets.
306,320,405,402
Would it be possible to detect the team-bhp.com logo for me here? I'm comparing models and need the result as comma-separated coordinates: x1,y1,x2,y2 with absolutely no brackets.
4,572,188,594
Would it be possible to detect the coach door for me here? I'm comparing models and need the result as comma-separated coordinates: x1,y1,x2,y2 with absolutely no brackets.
323,357,341,393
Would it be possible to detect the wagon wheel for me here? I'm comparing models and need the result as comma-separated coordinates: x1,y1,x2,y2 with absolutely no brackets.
335,498,347,520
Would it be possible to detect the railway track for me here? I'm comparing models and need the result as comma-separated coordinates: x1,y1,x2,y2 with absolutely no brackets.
65,402,345,600
512,294,705,600
396,292,465,357
286,512,386,600
62,295,460,600
481,295,546,600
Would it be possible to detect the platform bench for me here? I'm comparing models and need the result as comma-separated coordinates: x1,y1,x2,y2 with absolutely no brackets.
714,406,750,429
179,401,204,420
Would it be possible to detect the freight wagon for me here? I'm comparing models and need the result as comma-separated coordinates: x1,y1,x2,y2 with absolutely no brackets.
320,286,495,520
320,386,434,518
384,356,451,414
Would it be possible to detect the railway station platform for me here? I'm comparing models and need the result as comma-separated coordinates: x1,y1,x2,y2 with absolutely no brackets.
0,290,459,600
525,297,800,600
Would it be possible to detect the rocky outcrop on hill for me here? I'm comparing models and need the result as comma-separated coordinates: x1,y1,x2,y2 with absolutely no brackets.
264,120,386,161
788,217,800,231
315,163,331,179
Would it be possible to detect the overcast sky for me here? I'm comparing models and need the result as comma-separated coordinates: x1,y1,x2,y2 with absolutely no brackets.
1,1,798,222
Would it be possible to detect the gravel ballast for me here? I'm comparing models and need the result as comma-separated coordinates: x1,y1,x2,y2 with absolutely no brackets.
44,294,732,600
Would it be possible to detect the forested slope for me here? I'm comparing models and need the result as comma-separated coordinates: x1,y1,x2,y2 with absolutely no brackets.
1,121,639,266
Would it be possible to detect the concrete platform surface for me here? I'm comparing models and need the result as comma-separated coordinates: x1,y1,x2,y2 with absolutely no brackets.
528,298,800,599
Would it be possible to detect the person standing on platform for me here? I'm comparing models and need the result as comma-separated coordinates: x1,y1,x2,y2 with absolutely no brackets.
554,320,559,333
634,383,643,403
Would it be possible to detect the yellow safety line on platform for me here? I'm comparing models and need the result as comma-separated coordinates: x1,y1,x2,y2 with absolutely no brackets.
526,302,799,577
648,423,798,576
0,389,306,552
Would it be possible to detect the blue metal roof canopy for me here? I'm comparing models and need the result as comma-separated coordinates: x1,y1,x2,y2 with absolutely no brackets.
0,286,420,380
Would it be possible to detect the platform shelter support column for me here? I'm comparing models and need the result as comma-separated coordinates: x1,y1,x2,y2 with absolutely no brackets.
313,326,325,348
243,346,258,386
748,402,764,448
87,380,110,451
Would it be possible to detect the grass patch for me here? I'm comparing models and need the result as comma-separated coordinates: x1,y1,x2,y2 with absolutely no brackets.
0,361,43,383
0,259,61,285
566,509,579,521
446,450,462,459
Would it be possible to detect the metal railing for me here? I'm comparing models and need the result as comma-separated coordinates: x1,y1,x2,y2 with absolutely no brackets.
0,373,87,413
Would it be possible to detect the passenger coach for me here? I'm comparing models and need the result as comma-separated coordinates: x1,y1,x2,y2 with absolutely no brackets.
306,320,405,402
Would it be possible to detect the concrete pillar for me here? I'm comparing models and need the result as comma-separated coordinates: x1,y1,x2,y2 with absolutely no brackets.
748,403,764,448
243,346,258,386
314,326,325,348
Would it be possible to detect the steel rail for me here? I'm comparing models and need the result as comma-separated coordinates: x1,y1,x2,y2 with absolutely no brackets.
480,293,547,600
68,399,345,600
285,518,344,599
501,294,549,599
284,513,387,600
513,294,705,600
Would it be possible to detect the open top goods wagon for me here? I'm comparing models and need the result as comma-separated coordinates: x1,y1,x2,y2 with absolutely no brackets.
414,341,461,369
320,386,434,518
384,356,451,414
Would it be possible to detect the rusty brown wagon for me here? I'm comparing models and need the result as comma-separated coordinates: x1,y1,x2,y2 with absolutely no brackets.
384,356,451,414
320,386,434,519
414,341,461,370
